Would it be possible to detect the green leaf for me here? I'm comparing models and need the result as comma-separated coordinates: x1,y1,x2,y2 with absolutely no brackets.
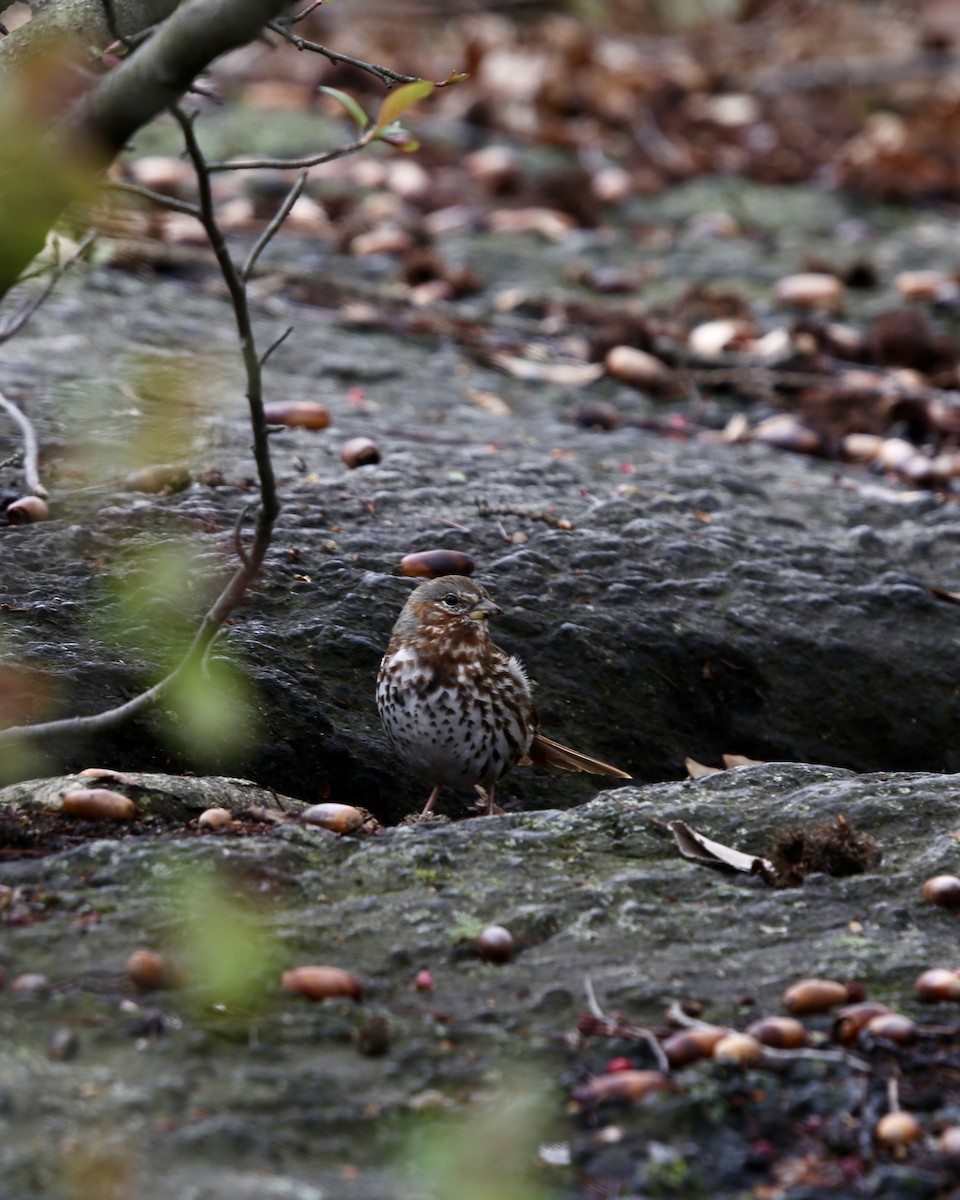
375,80,434,130
375,121,420,152
318,86,369,131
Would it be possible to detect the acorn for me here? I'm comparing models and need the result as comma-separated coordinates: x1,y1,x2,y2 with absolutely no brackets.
10,972,50,997
197,807,235,831
832,1001,892,1044
744,1016,809,1049
752,414,823,456
340,437,381,468
123,464,192,494
400,550,476,579
125,949,182,991
923,874,960,911
915,967,960,1002
662,1025,728,1067
781,978,850,1014
571,401,620,431
712,1031,764,1067
572,1069,669,1106
939,1125,960,1156
774,272,844,313
5,496,49,525
281,965,364,1001
302,803,365,834
875,1110,922,1149
477,924,514,963
263,401,331,430
604,345,676,392
62,788,136,821
863,1013,918,1046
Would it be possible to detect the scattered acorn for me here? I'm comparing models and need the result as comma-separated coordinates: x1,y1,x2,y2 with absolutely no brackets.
572,400,620,431
263,401,331,430
340,437,381,468
5,496,49,525
773,272,845,313
939,1125,960,1156
301,802,364,834
744,1015,809,1049
125,949,183,991
923,874,960,911
477,924,514,963
662,1025,728,1067
48,1028,79,1061
197,807,235,831
400,550,476,579
751,414,823,455
781,978,850,1014
62,788,136,821
712,1031,764,1067
10,971,50,997
604,344,675,392
123,464,192,494
572,1069,670,1106
915,966,960,1002
863,1012,918,1046
875,1110,922,1150
281,965,364,1001
832,1001,892,1044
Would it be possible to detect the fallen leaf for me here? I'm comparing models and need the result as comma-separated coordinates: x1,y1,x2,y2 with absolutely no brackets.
722,753,767,768
667,819,775,878
490,353,604,386
684,756,721,778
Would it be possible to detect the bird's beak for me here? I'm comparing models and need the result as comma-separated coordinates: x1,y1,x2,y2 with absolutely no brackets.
468,598,502,621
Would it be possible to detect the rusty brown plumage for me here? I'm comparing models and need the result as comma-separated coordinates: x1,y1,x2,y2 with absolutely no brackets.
376,575,630,817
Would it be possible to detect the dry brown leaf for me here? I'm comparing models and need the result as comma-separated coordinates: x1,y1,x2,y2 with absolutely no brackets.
684,756,721,779
490,353,604,386
667,819,775,878
466,387,512,416
722,753,767,768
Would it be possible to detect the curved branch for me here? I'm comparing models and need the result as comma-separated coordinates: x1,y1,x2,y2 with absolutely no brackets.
266,19,421,88
0,388,47,498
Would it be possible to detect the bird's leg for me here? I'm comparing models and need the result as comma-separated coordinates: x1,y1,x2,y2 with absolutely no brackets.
421,784,442,818
474,784,504,816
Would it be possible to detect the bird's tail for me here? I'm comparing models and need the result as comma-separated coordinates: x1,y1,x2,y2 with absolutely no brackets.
528,733,631,779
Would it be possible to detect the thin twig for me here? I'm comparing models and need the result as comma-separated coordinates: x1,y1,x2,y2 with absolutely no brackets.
0,102,284,749
583,976,671,1072
232,501,254,568
266,20,420,88
207,137,369,173
104,181,203,220
0,389,47,498
0,232,96,346
260,325,294,368
242,169,308,282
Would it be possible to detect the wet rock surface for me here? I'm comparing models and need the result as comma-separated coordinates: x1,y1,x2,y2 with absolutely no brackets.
5,178,960,1196
2,181,960,821
3,764,960,1198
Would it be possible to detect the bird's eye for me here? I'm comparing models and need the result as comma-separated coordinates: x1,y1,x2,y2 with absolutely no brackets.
442,593,460,607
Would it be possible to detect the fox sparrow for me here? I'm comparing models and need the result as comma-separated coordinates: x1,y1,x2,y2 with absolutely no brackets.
377,574,631,816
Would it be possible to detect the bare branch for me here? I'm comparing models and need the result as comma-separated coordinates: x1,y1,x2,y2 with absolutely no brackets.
241,168,307,282
207,137,369,173
0,98,285,750
260,324,294,367
0,232,96,346
0,388,47,498
104,180,203,219
266,20,421,88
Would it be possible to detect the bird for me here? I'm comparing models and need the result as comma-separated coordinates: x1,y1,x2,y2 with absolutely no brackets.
376,574,631,817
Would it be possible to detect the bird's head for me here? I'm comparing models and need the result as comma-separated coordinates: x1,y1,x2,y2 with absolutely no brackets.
394,575,502,643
